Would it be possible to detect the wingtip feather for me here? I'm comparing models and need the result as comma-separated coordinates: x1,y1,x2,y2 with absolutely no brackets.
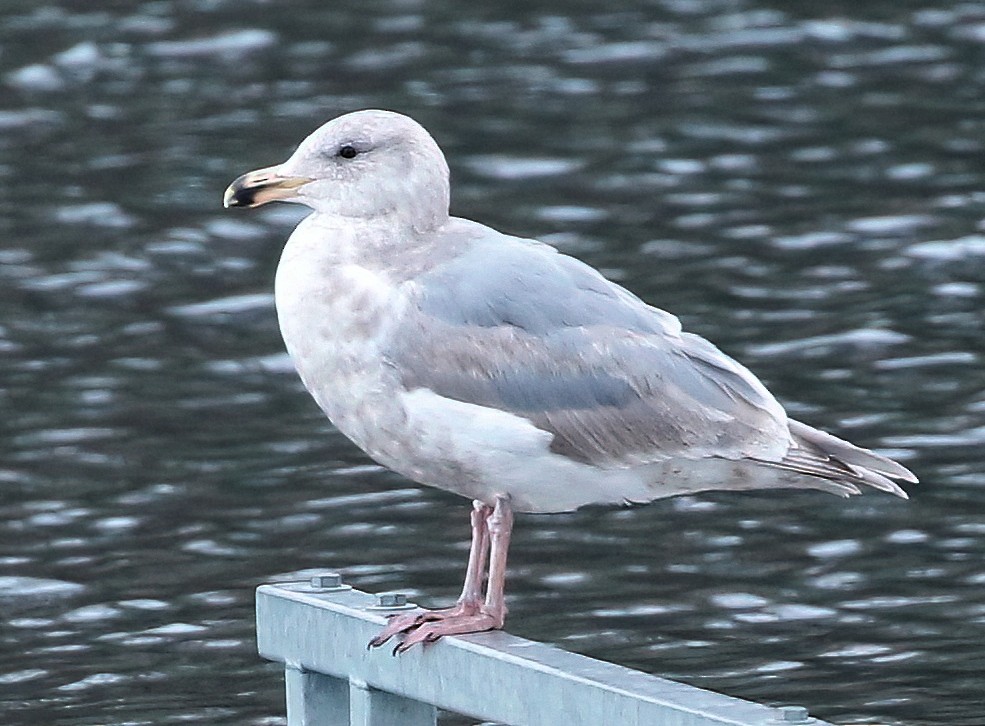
786,419,917,496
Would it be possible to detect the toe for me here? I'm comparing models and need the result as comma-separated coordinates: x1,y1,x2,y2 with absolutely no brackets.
367,611,427,649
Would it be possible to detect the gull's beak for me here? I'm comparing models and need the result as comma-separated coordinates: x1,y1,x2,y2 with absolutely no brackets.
223,165,312,209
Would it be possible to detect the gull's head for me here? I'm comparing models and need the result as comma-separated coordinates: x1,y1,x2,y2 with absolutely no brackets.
223,109,450,230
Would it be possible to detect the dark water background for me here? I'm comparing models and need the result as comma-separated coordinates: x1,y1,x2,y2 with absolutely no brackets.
2,1,984,724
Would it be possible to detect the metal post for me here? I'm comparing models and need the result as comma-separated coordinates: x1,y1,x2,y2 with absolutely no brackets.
348,678,438,726
285,667,348,726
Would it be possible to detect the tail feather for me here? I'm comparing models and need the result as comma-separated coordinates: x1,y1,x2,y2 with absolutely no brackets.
763,419,916,499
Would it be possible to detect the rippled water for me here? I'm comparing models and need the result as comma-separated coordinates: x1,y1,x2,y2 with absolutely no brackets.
2,1,984,725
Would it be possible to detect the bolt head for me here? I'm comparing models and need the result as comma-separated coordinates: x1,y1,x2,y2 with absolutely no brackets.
310,573,343,589
377,592,408,607
776,705,811,723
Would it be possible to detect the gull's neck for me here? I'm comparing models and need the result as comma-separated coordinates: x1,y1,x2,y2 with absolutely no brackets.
298,209,449,260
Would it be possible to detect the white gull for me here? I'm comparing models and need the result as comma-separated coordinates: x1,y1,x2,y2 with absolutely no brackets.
223,109,916,652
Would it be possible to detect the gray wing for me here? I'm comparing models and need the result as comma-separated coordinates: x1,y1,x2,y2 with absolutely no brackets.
384,231,792,467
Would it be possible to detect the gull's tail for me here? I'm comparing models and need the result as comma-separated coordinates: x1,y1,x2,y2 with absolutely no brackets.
766,419,917,498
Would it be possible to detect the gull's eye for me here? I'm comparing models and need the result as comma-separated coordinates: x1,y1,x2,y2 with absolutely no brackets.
337,145,359,159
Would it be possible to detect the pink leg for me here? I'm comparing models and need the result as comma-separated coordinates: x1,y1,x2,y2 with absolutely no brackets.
457,499,493,608
367,500,492,649
481,494,513,624
392,495,513,653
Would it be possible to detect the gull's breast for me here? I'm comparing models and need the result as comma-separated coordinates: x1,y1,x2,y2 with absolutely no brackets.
274,222,409,460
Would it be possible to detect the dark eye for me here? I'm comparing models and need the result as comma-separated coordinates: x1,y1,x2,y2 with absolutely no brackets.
337,145,358,159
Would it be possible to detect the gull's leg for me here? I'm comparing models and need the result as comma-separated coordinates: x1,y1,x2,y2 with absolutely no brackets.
367,500,492,649
479,494,513,626
455,499,493,611
393,495,513,653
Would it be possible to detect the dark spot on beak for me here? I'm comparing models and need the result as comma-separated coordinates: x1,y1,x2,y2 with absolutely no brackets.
223,175,259,208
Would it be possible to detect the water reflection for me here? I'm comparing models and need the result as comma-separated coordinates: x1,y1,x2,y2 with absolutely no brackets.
2,1,984,725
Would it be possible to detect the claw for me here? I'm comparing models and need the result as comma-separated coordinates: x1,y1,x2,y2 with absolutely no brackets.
366,610,427,649
394,630,429,654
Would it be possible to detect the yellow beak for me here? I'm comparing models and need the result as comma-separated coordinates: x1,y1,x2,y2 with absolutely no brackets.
222,166,312,209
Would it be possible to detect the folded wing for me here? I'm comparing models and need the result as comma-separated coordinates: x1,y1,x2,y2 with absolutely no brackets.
386,232,792,468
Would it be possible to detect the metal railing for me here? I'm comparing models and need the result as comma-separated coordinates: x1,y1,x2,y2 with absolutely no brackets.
256,576,831,726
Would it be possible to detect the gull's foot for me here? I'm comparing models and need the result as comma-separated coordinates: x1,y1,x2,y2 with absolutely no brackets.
391,609,503,654
367,600,499,652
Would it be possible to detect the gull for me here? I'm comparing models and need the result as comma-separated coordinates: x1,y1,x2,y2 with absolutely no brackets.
223,109,916,653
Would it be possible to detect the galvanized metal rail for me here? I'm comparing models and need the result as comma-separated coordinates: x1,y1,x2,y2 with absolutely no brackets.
257,575,831,726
